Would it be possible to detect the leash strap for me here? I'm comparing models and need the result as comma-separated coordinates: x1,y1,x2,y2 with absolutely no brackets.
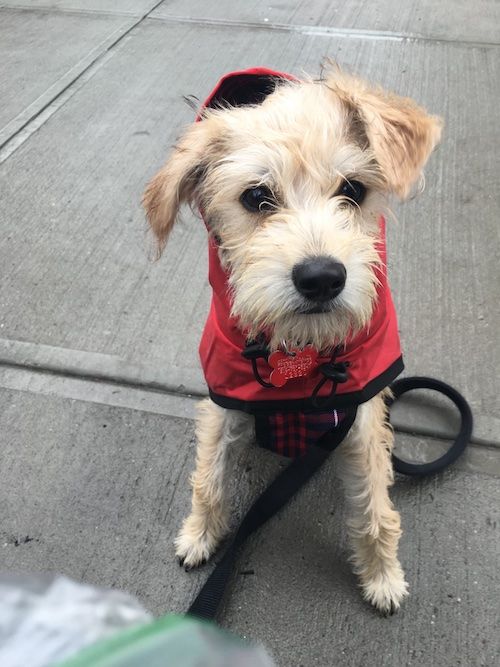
187,376,472,621
389,376,473,476
187,413,355,620
187,445,330,620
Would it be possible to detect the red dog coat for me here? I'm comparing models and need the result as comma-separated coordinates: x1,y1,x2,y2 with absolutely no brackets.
196,69,404,456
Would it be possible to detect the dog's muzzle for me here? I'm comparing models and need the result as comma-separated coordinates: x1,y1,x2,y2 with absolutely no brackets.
292,256,346,311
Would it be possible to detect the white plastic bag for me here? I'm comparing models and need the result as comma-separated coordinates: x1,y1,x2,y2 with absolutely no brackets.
0,574,151,667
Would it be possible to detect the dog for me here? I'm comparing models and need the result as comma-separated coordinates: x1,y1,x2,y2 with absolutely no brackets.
143,66,442,615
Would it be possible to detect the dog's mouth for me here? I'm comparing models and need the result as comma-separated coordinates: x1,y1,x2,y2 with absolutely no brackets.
295,303,334,315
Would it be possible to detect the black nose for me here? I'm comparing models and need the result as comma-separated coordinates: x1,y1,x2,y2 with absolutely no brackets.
292,257,346,302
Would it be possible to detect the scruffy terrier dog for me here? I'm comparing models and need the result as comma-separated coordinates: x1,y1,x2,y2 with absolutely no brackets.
143,67,442,614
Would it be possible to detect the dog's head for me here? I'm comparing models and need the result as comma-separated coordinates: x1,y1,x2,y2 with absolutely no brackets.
143,68,442,351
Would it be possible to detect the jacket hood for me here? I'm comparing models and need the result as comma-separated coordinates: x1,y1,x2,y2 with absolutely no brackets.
196,68,403,414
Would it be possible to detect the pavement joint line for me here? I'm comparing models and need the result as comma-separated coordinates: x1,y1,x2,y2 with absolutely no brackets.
0,0,167,162
1,2,498,53
0,16,135,152
0,364,199,420
0,48,119,162
0,2,143,18
0,356,206,400
0,364,199,419
390,422,492,448
0,355,207,398
0,337,208,397
2,363,500,479
146,14,500,49
0,337,498,450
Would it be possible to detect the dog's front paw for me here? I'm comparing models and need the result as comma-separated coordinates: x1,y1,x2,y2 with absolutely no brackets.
174,515,222,571
361,565,409,616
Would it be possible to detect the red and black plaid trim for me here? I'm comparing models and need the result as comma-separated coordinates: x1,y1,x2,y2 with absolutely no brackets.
255,409,351,459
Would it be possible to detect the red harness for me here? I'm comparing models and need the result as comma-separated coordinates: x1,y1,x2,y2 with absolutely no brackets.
196,69,404,455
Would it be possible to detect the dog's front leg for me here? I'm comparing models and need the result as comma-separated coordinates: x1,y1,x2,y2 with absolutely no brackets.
175,398,250,569
337,392,408,614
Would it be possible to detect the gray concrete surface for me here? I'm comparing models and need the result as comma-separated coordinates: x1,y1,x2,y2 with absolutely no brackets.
1,9,499,418
1,380,499,666
151,0,500,43
0,2,499,666
0,6,138,146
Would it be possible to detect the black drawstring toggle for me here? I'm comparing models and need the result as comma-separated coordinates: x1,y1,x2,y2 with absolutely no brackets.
310,348,349,408
241,336,269,360
318,360,350,384
242,337,274,388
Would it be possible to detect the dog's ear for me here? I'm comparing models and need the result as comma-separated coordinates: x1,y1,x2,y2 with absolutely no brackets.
143,121,215,255
327,72,442,198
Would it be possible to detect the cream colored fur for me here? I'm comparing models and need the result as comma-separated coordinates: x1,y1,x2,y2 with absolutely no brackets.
143,67,441,614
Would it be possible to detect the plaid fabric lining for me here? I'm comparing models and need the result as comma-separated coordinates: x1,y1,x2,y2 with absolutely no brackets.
258,410,348,458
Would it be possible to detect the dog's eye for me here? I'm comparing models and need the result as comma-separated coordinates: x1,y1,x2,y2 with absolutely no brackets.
240,186,275,213
336,180,367,206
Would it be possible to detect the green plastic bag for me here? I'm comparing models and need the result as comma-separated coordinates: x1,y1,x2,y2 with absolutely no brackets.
55,614,274,667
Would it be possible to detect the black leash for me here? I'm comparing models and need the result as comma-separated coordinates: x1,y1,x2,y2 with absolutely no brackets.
389,377,473,476
187,442,331,620
187,376,473,621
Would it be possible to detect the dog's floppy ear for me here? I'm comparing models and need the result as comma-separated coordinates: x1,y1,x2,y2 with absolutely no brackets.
328,72,442,198
143,121,214,255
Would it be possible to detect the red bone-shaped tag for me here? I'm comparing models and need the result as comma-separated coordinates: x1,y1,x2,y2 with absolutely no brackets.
268,346,319,387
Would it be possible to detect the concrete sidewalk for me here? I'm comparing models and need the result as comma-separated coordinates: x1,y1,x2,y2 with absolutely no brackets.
0,1,499,665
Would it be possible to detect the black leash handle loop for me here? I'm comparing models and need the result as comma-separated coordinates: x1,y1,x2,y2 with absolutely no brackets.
388,376,473,476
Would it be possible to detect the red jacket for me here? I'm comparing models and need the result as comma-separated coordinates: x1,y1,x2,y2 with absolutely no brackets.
197,69,403,416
